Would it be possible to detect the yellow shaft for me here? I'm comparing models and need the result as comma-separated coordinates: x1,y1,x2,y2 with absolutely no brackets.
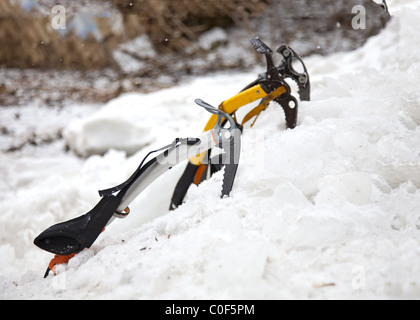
190,84,267,165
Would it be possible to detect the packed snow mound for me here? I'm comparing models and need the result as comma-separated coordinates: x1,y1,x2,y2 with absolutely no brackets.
64,73,257,157
1,0,420,299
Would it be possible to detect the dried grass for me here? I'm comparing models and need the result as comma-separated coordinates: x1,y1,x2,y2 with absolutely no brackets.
0,0,270,69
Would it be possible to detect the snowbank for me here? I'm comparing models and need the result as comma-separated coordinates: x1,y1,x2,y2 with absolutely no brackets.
1,0,420,299
63,72,257,157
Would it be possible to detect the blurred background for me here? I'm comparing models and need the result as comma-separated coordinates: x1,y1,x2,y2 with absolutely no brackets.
0,0,390,108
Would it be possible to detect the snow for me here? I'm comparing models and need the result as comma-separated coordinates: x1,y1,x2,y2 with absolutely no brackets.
198,27,228,51
1,0,420,299
112,35,157,73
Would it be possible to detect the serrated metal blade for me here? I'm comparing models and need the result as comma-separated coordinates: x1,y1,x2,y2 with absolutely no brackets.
220,128,241,198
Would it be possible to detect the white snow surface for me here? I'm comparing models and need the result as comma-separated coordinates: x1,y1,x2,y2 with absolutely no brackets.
1,0,420,299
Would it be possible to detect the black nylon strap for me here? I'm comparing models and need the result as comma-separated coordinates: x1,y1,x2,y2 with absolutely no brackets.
99,138,201,197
